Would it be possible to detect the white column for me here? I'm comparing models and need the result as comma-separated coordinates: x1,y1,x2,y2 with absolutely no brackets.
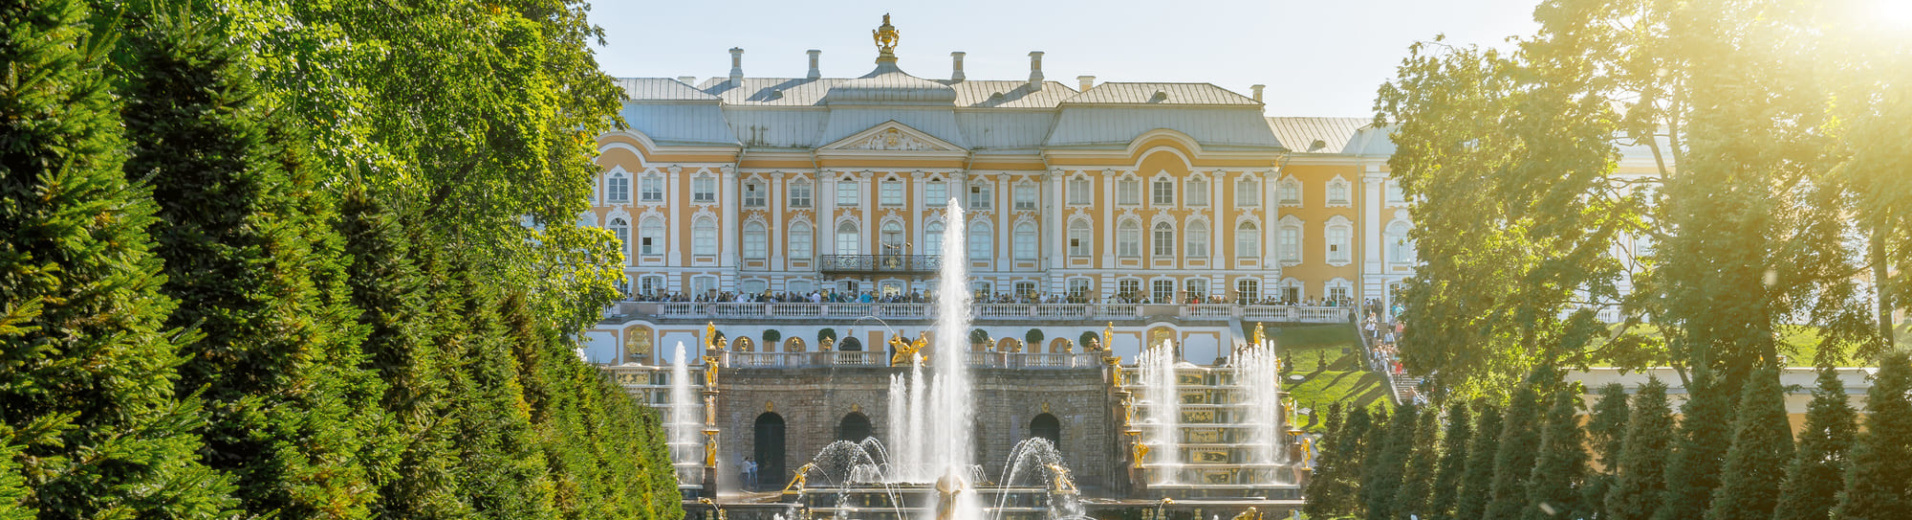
1101,169,1115,267
721,166,740,272
1262,170,1277,266
910,171,925,256
667,165,682,267
770,171,785,269
1363,166,1387,300
820,173,837,258
1046,170,1065,291
996,174,1010,267
1208,170,1222,268
859,170,874,259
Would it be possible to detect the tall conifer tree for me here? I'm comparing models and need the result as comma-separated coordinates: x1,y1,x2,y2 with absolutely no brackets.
1705,368,1792,520
1305,404,1368,519
1584,383,1630,519
1833,352,1912,518
1523,387,1588,520
1365,405,1415,520
1455,403,1502,520
120,9,379,518
0,1,231,517
1771,367,1857,520
1653,374,1735,520
1483,380,1544,520
1604,378,1673,520
1428,404,1471,520
1393,407,1439,520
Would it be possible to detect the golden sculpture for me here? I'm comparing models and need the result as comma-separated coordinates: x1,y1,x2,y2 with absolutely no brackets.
1230,507,1261,520
703,436,717,467
783,463,818,493
1252,322,1266,346
1131,441,1150,465
1102,322,1114,352
701,356,720,387
820,336,835,352
872,14,899,55
1299,436,1315,467
1121,394,1137,426
889,334,922,367
696,498,726,520
705,322,717,350
934,467,965,520
705,395,716,425
1046,463,1078,495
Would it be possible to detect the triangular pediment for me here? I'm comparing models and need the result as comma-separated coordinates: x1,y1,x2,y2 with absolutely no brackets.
820,121,964,153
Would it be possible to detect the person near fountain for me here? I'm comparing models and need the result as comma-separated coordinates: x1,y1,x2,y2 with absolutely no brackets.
934,466,967,520
741,456,757,490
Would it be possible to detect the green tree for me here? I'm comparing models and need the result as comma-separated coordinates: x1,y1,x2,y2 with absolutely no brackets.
120,9,380,518
1357,408,1392,519
1652,374,1735,520
1455,403,1502,520
1364,405,1415,520
1304,404,1368,519
1833,352,1912,518
1704,368,1792,520
1392,407,1439,520
1771,367,1858,520
1079,331,1099,350
1522,387,1588,520
0,1,232,517
1025,328,1045,347
1483,380,1544,520
1603,378,1673,520
1583,383,1630,518
438,266,556,520
1427,403,1471,520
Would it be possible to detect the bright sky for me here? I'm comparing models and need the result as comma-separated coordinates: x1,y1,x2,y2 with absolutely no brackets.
589,0,1541,117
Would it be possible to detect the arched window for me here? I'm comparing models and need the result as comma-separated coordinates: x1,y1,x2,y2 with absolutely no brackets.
692,218,717,256
789,221,813,259
1013,222,1038,260
1280,224,1302,263
1151,177,1175,206
1328,178,1351,206
967,222,992,260
1236,221,1260,259
1186,221,1209,258
880,221,904,253
838,412,873,442
608,218,630,258
743,222,768,260
1068,220,1092,257
924,222,945,256
1152,222,1175,258
1236,176,1260,207
608,172,630,203
1387,221,1413,264
639,217,665,256
1278,178,1302,206
1117,220,1141,258
836,221,860,256
1029,413,1061,449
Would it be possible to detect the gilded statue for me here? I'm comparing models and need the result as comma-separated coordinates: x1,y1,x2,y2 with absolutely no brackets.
872,14,899,54
1046,463,1078,495
1131,441,1150,465
705,322,717,350
701,356,720,387
704,395,716,425
703,437,717,467
1121,394,1137,426
1229,507,1261,520
1299,435,1315,467
1252,322,1266,346
783,463,818,493
889,335,922,367
820,336,834,352
1102,322,1114,352
934,467,966,520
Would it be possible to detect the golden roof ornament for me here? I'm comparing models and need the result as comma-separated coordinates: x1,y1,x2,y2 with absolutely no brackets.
873,14,900,57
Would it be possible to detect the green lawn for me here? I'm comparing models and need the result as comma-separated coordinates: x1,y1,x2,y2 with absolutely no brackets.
1251,322,1395,432
1587,323,1890,367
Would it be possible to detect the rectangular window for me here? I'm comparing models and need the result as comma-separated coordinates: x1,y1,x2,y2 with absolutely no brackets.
608,175,630,203
790,226,812,259
1015,281,1037,298
926,181,948,205
743,182,766,207
1236,177,1260,207
1187,179,1208,206
1386,182,1405,205
1329,285,1350,302
692,177,715,203
1013,184,1037,210
789,181,812,208
1118,226,1141,258
1118,179,1140,205
1186,278,1207,300
1068,224,1091,257
640,235,657,256
641,177,663,202
968,184,993,209
881,180,903,206
1151,279,1175,304
1281,227,1301,262
1118,279,1141,299
837,181,859,207
1068,177,1091,205
1068,278,1091,300
1327,226,1350,263
1151,179,1174,206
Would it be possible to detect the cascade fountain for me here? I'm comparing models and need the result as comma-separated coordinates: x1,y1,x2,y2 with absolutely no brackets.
880,199,981,519
1138,341,1183,484
1230,339,1285,466
669,342,705,485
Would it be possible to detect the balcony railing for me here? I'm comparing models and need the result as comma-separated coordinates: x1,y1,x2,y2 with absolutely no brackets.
818,254,941,274
601,352,1105,373
628,302,1353,323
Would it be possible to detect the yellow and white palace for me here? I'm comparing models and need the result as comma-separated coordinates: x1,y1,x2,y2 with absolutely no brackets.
577,17,1657,364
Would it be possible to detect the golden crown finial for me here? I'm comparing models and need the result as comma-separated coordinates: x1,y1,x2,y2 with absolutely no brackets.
873,13,900,56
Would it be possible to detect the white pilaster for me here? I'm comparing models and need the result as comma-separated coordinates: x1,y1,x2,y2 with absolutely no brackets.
721,166,740,274
667,165,682,267
820,173,837,257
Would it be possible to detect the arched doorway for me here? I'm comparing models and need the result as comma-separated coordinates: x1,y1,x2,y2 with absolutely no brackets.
1029,413,1061,450
838,412,872,442
753,413,785,491
839,337,863,351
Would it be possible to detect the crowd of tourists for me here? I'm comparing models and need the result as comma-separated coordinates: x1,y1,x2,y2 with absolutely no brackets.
623,286,1361,308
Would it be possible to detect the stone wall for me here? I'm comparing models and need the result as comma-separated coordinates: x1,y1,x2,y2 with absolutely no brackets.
713,365,1118,492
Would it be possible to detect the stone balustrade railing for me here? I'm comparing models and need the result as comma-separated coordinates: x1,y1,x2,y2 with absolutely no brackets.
616,302,1353,323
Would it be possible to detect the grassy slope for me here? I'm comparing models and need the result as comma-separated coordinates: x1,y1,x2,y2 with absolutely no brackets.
1255,322,1395,432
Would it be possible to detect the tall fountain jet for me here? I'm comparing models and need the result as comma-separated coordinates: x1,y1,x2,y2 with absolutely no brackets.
669,342,703,483
882,199,979,519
